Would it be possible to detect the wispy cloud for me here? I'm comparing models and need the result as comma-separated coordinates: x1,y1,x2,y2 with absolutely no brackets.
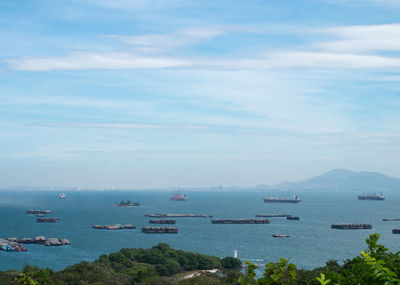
110,26,226,52
29,122,209,131
5,22,400,71
5,51,190,71
313,23,400,53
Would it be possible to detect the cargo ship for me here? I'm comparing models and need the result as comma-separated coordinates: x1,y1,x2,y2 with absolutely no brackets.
141,226,178,234
358,192,384,200
113,200,140,207
264,193,301,203
170,192,188,201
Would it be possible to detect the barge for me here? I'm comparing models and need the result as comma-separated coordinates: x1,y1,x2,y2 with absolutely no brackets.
145,214,213,218
256,214,291,218
383,218,400,221
211,219,270,224
37,217,59,223
92,224,136,230
1,236,70,249
34,236,47,244
141,226,178,234
27,210,51,215
0,238,27,252
331,224,372,230
286,216,300,220
149,219,176,224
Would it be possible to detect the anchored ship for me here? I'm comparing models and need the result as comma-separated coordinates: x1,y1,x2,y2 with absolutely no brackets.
170,191,188,201
264,192,301,203
358,192,384,200
113,200,140,207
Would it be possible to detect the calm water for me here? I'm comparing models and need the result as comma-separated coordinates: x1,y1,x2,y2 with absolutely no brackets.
1,190,400,272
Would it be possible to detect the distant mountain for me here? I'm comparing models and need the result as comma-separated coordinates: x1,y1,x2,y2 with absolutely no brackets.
270,169,400,191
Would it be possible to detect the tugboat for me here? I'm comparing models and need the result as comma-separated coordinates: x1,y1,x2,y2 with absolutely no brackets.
59,193,67,199
264,192,300,203
358,192,384,200
170,191,188,201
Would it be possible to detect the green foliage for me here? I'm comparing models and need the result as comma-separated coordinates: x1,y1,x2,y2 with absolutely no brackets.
14,273,37,285
258,258,296,285
238,261,258,285
221,257,242,269
316,273,331,285
360,250,400,285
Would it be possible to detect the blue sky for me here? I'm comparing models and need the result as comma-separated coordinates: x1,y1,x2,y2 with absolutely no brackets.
1,0,400,188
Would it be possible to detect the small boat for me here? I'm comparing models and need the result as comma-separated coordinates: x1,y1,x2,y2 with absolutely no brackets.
272,234,290,238
59,193,67,199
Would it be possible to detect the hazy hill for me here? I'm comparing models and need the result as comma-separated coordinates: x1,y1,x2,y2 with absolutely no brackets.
270,169,400,190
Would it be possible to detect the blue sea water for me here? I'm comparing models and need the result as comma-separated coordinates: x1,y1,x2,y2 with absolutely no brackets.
1,190,400,273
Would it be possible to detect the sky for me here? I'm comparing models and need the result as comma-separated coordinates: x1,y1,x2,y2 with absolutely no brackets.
1,0,400,188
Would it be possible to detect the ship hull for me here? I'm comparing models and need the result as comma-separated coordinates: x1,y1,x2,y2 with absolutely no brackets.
264,199,300,203
358,197,384,200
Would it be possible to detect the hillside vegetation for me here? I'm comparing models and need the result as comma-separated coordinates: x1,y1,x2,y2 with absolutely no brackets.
2,234,400,284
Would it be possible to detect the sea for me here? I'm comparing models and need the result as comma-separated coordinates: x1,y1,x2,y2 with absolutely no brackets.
1,189,400,275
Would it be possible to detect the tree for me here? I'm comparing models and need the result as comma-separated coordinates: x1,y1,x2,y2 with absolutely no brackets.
258,258,296,285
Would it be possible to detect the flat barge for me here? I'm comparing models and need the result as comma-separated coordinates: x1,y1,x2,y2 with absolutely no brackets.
383,218,400,221
141,226,178,234
37,217,59,223
256,214,291,217
211,219,270,224
149,219,176,224
145,214,213,218
92,224,136,230
331,224,372,230
27,210,51,215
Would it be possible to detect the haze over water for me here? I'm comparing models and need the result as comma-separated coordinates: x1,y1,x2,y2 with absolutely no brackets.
1,190,400,272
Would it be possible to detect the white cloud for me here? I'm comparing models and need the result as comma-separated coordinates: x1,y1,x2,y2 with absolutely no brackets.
314,23,400,53
112,26,225,51
5,22,400,71
29,122,209,131
5,51,190,71
69,0,188,11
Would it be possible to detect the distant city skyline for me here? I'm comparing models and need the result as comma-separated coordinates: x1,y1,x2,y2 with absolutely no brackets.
1,0,400,188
